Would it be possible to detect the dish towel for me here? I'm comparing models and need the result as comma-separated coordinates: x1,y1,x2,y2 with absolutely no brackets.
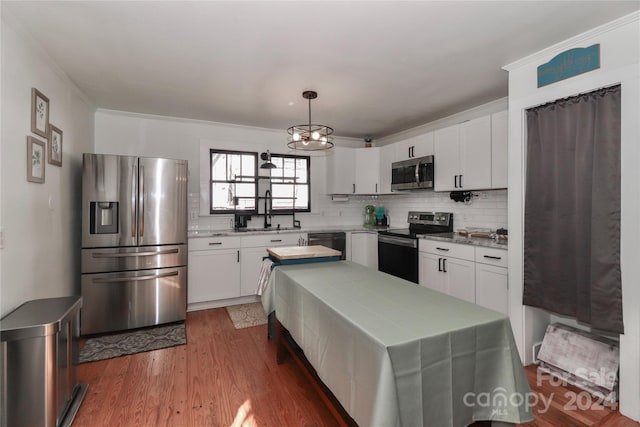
256,258,274,296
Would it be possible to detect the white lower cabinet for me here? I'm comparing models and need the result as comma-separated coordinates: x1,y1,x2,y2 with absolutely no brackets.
419,240,507,308
188,236,241,304
418,244,475,304
239,233,306,297
350,231,378,269
475,246,508,314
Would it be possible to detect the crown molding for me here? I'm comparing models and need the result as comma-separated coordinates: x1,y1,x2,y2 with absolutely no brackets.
503,11,639,72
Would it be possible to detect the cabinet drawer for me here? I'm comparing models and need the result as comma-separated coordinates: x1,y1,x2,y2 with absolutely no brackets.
189,236,241,251
475,247,508,268
241,233,304,248
419,239,475,261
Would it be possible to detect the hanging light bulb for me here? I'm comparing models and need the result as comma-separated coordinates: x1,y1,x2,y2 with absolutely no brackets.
287,91,334,151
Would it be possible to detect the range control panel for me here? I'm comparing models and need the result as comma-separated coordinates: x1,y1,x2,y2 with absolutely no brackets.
407,211,452,227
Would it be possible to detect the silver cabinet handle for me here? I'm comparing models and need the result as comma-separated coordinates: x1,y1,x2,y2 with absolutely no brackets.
208,242,223,246
131,164,137,237
93,249,179,258
484,255,502,260
139,165,145,237
436,247,450,251
93,271,179,283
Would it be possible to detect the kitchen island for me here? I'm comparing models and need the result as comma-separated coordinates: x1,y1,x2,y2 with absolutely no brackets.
262,261,532,427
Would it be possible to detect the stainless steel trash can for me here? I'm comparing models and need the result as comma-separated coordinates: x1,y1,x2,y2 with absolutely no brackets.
1,296,88,427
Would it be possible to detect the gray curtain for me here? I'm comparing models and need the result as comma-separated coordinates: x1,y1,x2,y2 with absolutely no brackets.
523,85,623,334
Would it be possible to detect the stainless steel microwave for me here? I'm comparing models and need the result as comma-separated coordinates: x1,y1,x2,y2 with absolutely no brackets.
391,155,434,191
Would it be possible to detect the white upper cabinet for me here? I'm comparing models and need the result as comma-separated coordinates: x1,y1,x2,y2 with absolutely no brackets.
490,111,508,189
394,132,434,161
327,147,380,194
434,115,493,191
379,144,395,194
434,125,461,191
355,147,380,194
327,147,356,194
459,115,492,190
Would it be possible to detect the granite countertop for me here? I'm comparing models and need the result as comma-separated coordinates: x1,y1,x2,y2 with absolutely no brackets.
187,225,387,238
418,232,508,249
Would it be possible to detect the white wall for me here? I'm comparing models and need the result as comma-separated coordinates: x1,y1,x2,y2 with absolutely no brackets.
503,12,640,420
0,10,95,316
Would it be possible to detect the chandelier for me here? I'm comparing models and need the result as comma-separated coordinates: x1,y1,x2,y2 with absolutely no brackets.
287,90,334,151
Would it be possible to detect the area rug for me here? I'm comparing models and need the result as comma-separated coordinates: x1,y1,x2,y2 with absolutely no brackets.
226,303,268,329
79,323,186,363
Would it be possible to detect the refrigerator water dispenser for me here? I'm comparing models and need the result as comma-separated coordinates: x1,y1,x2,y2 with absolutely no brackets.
90,201,119,234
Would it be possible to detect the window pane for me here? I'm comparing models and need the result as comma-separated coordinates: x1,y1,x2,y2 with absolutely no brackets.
211,153,227,180
294,185,309,210
272,184,294,210
228,154,241,181
241,154,255,180
235,183,256,210
296,159,308,183
211,182,233,211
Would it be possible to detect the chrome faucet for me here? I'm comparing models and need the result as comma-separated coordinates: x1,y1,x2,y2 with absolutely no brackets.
264,189,272,228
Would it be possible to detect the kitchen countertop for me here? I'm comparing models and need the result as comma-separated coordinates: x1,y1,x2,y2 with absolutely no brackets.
189,226,507,249
418,232,508,249
187,225,387,238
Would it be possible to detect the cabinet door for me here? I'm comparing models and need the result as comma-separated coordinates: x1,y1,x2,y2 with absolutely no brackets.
327,147,355,194
419,252,446,293
491,111,508,189
378,144,395,194
394,137,415,160
412,132,434,158
351,232,378,269
443,257,475,303
475,263,508,314
240,247,269,296
355,147,380,194
459,115,492,190
188,249,240,303
434,125,460,191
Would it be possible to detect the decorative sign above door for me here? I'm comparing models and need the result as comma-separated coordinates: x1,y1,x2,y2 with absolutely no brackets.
537,44,600,88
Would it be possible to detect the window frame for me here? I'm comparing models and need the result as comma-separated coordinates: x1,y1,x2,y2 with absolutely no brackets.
209,149,258,214
269,153,311,214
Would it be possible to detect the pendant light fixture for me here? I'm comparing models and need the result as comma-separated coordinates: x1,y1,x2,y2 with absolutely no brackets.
287,90,334,151
260,150,277,169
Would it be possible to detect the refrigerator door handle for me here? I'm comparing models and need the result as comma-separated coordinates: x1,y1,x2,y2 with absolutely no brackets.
131,164,137,238
139,165,145,237
91,248,180,258
92,271,179,283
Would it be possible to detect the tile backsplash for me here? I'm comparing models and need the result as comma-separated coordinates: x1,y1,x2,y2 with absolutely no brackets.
189,189,507,232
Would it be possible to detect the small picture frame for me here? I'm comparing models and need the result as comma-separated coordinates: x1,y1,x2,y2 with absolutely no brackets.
31,88,50,138
27,136,46,183
48,124,63,166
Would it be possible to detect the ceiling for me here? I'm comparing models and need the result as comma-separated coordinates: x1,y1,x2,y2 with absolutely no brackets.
4,1,639,140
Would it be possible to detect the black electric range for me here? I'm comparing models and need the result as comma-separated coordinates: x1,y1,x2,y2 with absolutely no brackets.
378,211,453,283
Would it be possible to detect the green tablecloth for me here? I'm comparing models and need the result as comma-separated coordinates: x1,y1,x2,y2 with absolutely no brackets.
262,261,533,427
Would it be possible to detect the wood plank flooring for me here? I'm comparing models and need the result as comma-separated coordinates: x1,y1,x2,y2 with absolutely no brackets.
75,308,638,427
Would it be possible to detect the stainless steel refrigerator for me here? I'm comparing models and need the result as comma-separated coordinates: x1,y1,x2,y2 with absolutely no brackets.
81,154,188,335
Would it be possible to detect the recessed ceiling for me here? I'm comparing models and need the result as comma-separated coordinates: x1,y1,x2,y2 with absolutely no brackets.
3,1,639,139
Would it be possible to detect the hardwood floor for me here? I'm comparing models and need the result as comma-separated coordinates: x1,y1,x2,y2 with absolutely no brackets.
75,308,638,427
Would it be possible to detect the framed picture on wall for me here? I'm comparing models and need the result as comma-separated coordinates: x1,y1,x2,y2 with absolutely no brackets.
31,88,50,138
27,136,46,183
48,124,63,166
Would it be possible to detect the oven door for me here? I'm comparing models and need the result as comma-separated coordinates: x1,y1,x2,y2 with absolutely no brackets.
377,234,418,283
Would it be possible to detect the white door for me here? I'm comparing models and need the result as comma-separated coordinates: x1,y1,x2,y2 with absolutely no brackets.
434,125,460,191
444,257,475,303
351,232,378,268
419,252,446,294
327,147,355,194
355,147,380,194
475,264,508,314
411,132,434,158
188,249,240,303
459,115,492,190
491,110,508,189
378,144,395,194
